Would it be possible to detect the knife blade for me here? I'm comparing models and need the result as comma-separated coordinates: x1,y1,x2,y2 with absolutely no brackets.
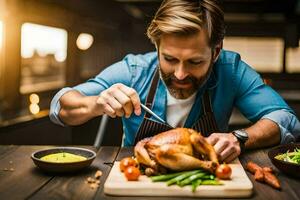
140,104,174,128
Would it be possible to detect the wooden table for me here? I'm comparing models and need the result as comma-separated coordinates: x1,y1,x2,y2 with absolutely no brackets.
0,145,299,200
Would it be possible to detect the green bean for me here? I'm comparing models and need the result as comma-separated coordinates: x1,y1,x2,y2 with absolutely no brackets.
178,172,206,187
150,172,186,182
166,170,201,186
202,174,215,180
192,179,202,192
201,179,223,185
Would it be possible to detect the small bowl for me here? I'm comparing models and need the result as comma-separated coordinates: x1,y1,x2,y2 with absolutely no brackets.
268,143,300,178
31,147,96,173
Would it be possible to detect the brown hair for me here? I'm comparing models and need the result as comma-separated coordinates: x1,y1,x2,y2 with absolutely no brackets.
147,0,225,48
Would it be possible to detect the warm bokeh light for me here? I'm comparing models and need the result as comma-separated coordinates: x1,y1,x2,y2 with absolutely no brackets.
29,93,40,104
223,37,283,73
287,40,300,73
29,103,40,114
0,21,3,50
76,33,94,50
21,23,68,62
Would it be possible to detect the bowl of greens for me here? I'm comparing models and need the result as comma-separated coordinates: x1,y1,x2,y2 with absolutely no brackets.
268,143,300,178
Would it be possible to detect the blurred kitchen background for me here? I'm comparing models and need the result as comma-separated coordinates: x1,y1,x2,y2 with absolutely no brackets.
0,0,300,146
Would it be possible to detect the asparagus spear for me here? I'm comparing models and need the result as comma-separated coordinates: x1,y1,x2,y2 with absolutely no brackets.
150,171,186,182
192,179,202,192
166,170,201,186
178,172,206,187
201,179,223,185
202,174,215,180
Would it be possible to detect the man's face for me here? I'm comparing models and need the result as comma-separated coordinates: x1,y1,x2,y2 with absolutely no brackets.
158,30,218,99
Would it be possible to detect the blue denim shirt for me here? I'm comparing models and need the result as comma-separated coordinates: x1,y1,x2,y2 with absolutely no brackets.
50,50,300,146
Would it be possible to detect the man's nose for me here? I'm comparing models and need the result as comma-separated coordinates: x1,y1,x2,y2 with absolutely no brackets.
174,65,189,80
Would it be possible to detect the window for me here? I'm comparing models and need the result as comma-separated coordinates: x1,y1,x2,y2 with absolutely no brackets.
0,20,4,100
286,40,300,73
223,37,283,73
20,23,67,94
0,20,3,50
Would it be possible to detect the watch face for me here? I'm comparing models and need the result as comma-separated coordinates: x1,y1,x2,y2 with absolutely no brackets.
238,130,248,138
235,130,249,140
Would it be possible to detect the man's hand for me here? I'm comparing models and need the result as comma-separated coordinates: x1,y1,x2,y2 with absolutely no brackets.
206,133,241,163
96,83,141,118
58,84,141,126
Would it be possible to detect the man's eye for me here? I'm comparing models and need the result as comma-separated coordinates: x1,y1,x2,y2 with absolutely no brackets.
164,57,176,62
189,60,202,65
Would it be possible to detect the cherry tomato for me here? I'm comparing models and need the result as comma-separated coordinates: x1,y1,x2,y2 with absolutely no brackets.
215,164,232,180
124,166,140,181
119,157,137,172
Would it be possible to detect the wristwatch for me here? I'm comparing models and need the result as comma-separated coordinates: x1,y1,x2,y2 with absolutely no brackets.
232,129,249,153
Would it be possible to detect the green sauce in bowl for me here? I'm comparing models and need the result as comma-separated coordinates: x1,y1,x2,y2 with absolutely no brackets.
40,152,87,163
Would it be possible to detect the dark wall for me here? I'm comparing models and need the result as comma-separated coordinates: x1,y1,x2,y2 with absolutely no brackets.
0,117,72,145
0,115,123,146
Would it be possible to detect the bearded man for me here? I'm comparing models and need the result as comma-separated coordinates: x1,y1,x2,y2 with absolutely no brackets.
50,0,300,163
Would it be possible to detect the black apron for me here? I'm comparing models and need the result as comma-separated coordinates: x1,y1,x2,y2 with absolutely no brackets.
134,69,219,145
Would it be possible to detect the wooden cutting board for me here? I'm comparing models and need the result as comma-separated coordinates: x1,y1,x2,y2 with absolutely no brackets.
104,159,253,198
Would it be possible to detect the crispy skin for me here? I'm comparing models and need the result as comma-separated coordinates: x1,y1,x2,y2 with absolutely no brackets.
134,137,157,169
134,128,219,173
146,128,192,147
155,143,217,172
189,130,219,164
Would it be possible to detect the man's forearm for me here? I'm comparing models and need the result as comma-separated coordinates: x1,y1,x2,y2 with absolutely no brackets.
59,90,101,126
244,119,280,149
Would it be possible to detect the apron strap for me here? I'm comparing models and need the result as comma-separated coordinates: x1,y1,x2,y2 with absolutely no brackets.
202,90,213,113
145,68,160,118
193,90,219,136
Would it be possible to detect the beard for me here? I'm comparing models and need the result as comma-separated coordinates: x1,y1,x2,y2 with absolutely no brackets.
160,62,214,99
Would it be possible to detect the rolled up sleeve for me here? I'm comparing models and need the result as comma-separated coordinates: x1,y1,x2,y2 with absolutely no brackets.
233,59,300,144
49,87,74,126
49,54,140,127
262,109,300,144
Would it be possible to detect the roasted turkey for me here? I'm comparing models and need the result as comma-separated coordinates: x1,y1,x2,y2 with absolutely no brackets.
134,128,219,174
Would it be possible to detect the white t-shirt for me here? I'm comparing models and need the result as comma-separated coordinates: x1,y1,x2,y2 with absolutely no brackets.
166,91,197,128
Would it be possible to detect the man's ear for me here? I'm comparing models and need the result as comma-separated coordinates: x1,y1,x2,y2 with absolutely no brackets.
212,42,223,62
